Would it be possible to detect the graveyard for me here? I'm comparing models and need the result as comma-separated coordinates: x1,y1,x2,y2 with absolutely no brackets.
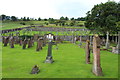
1,0,120,79
1,23,119,78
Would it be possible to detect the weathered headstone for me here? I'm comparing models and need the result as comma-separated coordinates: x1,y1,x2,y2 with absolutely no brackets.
117,32,120,54
105,31,110,49
3,36,9,46
85,40,90,64
44,41,56,63
22,39,28,49
36,38,43,51
28,39,32,48
19,38,23,46
34,34,39,41
92,34,103,76
30,65,40,74
9,37,14,48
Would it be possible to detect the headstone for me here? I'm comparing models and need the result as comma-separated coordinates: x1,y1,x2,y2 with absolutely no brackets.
44,41,56,63
112,47,118,53
79,36,82,47
101,38,106,46
85,40,90,64
117,32,120,54
9,37,14,48
92,34,103,76
30,65,40,74
22,39,28,49
19,38,23,46
36,38,43,51
28,39,32,48
105,31,110,49
3,36,9,46
34,34,39,41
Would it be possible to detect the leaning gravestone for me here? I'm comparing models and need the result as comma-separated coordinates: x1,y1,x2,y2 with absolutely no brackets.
92,34,103,76
30,65,40,74
85,40,90,64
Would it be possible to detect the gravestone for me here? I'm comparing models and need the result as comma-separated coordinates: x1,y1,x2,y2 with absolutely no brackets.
19,38,23,46
105,32,110,49
9,37,14,48
30,65,40,74
3,36,9,46
44,41,56,63
36,38,43,51
14,36,19,44
101,38,106,46
22,39,28,49
28,39,32,48
92,35,103,76
85,40,90,64
117,32,120,54
34,34,39,41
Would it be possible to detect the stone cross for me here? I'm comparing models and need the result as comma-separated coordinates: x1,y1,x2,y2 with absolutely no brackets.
105,31,110,49
44,41,56,63
85,40,90,64
92,34,103,76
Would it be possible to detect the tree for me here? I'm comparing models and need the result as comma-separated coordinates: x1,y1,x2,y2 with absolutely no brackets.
38,17,41,21
48,18,55,24
23,17,27,21
85,1,120,34
11,16,17,21
44,18,47,21
65,17,69,20
26,17,30,21
71,17,74,20
60,16,65,20
1,14,6,20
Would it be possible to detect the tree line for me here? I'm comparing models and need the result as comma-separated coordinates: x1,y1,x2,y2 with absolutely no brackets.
0,15,85,21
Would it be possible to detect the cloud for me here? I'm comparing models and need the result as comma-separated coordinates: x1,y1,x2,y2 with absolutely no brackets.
0,0,119,19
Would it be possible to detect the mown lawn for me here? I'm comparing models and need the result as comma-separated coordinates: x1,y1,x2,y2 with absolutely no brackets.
2,42,118,78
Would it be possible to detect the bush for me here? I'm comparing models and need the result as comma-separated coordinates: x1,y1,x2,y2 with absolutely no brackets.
20,22,26,25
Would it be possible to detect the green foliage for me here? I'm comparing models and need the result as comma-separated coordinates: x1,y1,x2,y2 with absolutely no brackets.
11,16,17,21
48,18,55,24
38,17,41,21
85,1,120,34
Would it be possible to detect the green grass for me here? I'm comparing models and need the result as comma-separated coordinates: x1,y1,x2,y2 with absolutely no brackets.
1,21,48,30
2,42,118,78
1,21,86,30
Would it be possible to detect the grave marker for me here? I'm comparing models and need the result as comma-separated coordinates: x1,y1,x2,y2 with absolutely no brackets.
92,34,103,76
85,40,90,64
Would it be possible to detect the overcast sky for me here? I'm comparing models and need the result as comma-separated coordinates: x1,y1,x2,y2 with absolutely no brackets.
0,0,119,19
